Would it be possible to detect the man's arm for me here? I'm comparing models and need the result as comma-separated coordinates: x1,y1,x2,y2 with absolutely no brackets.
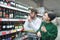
29,19,41,32
23,20,30,31
21,19,30,32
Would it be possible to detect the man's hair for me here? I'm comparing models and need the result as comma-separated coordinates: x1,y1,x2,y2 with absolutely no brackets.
30,8,38,14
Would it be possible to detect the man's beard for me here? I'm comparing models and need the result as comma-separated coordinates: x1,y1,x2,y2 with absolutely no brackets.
30,16,35,19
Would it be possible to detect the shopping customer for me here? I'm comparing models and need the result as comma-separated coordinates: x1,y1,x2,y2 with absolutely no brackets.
22,8,42,40
37,12,58,40
24,8,42,32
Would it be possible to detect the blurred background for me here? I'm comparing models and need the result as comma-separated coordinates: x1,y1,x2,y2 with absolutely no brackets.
16,0,60,39
0,0,60,40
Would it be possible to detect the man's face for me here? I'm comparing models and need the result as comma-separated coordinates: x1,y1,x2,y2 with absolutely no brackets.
43,13,50,21
29,11,36,18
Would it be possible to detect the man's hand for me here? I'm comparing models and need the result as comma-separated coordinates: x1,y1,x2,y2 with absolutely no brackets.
41,26,47,32
28,17,32,22
37,32,41,37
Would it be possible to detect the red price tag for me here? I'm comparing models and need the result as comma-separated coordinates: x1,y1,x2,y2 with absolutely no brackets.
2,32,6,35
7,3,11,6
19,19,25,22
9,30,11,34
19,19,23,21
0,18,2,21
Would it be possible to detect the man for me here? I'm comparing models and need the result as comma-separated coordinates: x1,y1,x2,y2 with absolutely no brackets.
22,8,42,40
24,8,42,32
37,12,58,40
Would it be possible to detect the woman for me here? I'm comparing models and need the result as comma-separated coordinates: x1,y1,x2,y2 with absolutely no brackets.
37,12,58,40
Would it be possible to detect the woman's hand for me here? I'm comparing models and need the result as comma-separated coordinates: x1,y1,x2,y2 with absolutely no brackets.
37,32,41,37
41,26,47,32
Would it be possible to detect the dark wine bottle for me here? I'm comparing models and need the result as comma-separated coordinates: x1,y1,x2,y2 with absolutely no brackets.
9,10,14,18
5,8,9,18
0,7,3,18
2,8,5,18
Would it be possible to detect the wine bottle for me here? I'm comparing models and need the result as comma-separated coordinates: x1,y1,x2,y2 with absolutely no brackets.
9,10,14,18
5,8,9,18
0,7,3,18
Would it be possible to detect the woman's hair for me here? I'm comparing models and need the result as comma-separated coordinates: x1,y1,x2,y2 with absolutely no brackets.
48,13,56,21
45,11,56,21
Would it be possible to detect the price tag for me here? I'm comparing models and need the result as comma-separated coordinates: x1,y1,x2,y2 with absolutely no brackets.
0,18,2,21
2,32,6,35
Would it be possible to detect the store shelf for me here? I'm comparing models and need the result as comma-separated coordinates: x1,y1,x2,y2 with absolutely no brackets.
0,4,29,13
0,18,26,21
16,3,28,10
0,3,28,40
16,29,22,31
8,19,26,21
0,29,22,36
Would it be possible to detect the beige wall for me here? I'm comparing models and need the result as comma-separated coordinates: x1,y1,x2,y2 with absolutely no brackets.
15,0,38,8
44,0,60,17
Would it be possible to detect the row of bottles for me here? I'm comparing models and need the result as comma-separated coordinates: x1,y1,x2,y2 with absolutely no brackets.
0,33,16,40
0,21,23,31
0,0,28,10
0,21,15,31
0,7,28,19
0,0,15,7
0,7,14,18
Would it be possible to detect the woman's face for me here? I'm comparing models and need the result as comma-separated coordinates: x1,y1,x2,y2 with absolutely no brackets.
43,13,50,21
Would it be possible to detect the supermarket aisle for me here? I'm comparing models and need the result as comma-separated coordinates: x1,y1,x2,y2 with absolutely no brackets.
56,25,60,40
